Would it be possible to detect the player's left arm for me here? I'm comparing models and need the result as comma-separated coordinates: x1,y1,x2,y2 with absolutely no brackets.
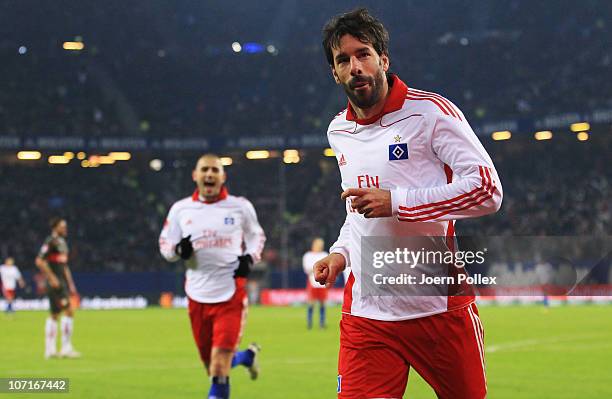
393,113,503,222
346,113,503,221
16,267,26,289
241,199,266,263
63,265,78,295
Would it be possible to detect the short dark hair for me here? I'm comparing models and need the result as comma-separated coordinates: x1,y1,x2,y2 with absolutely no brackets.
49,217,64,230
322,8,389,66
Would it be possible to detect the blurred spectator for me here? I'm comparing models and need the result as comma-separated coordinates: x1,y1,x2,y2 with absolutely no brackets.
1,1,610,137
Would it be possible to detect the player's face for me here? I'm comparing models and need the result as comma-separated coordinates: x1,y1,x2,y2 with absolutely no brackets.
331,34,389,110
192,157,226,200
312,238,324,252
55,220,67,237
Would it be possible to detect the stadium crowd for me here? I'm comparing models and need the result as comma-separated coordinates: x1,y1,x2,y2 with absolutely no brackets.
2,1,610,137
0,135,610,275
1,1,610,284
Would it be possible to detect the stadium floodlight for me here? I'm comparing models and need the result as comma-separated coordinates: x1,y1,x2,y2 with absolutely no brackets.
84,158,100,168
63,152,75,160
109,152,131,161
17,151,42,160
18,46,27,55
63,41,85,51
570,122,590,132
283,156,300,164
98,156,115,165
77,152,86,160
246,150,270,160
232,42,242,53
149,159,163,171
48,155,71,164
577,132,589,141
283,149,300,164
534,131,553,141
220,157,233,166
491,131,511,141
88,155,100,166
323,148,335,157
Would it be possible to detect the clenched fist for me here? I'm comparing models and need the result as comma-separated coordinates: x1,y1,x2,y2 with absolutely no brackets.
313,253,347,288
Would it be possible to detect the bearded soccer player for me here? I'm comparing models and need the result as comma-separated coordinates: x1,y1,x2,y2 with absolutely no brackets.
35,218,80,358
159,154,266,399
314,9,503,399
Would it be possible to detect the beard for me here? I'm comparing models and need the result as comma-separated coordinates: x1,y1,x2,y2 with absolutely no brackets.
342,67,386,110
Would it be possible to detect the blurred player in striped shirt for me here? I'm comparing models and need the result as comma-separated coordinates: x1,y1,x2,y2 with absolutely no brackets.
302,237,329,329
0,257,26,313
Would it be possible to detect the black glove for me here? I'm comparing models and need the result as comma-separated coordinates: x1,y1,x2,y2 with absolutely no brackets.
175,235,193,260
234,254,253,278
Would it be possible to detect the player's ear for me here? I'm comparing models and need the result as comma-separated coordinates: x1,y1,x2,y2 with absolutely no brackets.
331,65,340,85
381,54,390,72
191,169,197,183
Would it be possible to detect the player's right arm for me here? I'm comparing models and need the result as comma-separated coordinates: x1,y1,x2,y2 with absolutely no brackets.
35,253,59,289
314,215,350,288
159,204,184,262
313,254,346,289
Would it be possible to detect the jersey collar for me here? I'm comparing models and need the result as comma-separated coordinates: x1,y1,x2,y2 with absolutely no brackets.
346,74,408,125
192,186,228,204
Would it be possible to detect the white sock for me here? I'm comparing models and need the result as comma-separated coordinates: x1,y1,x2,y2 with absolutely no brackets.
45,317,58,355
60,316,74,353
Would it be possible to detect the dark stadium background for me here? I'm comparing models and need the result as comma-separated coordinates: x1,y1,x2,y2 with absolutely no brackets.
1,0,610,303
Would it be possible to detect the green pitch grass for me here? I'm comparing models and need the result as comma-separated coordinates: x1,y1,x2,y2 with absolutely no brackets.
1,305,611,398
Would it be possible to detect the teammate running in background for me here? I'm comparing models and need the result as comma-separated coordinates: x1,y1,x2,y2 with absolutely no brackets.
36,218,81,359
314,9,502,399
0,257,26,313
159,154,266,399
302,237,329,329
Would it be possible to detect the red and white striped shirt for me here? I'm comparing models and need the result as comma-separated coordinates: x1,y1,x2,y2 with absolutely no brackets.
159,188,266,303
328,75,502,321
0,264,22,290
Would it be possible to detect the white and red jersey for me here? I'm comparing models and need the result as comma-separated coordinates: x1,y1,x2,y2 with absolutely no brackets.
159,187,266,304
302,250,329,287
328,75,503,321
0,264,22,290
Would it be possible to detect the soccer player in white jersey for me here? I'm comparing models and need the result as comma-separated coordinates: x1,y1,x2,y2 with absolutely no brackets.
159,154,266,399
314,9,503,399
302,237,329,329
0,257,25,313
